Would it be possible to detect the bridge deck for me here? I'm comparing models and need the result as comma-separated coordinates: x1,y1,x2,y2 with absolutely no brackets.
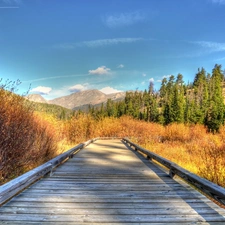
1,139,225,224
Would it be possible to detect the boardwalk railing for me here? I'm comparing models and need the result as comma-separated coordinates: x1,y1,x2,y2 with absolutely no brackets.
2,137,225,208
0,138,98,205
123,137,225,207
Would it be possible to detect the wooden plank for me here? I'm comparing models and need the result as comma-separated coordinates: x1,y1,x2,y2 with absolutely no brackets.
2,206,223,215
1,223,225,225
3,201,223,209
23,186,194,192
1,196,218,204
1,213,225,223
14,190,205,199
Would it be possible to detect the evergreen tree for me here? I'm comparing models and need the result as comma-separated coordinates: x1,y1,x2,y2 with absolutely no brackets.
106,99,117,117
172,74,185,123
143,89,149,120
148,81,159,122
189,68,209,124
205,64,225,132
117,101,126,117
163,75,175,124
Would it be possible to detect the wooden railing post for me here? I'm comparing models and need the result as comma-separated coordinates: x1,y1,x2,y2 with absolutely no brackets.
169,168,175,178
146,155,152,160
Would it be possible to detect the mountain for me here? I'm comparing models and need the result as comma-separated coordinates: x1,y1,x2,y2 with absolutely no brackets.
26,94,47,103
26,89,126,110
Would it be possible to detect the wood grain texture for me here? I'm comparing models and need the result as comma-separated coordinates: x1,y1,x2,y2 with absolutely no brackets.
1,139,225,224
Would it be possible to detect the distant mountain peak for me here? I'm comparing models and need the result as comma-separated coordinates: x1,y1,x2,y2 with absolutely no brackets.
26,94,47,103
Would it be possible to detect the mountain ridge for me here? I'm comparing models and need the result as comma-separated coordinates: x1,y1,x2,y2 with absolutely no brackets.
26,89,126,110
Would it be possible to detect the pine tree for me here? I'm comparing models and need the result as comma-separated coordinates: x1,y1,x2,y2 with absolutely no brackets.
148,81,159,122
117,101,126,117
163,75,175,124
172,74,185,123
190,68,209,124
205,64,225,132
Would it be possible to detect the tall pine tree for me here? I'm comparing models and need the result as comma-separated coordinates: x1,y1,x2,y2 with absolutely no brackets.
205,64,225,132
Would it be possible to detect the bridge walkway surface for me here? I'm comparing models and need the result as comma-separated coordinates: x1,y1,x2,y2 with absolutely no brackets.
1,139,225,224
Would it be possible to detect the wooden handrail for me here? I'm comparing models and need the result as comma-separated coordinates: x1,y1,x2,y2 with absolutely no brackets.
0,138,98,205
123,137,225,207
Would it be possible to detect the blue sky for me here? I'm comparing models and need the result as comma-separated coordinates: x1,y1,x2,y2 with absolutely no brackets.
1,0,225,99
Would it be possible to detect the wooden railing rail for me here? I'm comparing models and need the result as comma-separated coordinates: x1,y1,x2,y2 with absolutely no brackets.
0,138,98,205
123,137,225,207
98,137,123,140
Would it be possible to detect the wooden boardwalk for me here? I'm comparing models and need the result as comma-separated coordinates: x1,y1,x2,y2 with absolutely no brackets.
1,139,225,224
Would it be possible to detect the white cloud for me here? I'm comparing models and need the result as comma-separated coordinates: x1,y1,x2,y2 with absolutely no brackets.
55,38,143,49
45,87,69,100
100,86,121,94
0,0,20,8
215,56,225,61
82,38,143,47
163,75,171,79
149,78,154,82
69,84,86,93
103,11,146,28
142,73,146,77
157,75,173,82
211,0,225,4
1,0,21,5
22,73,89,83
117,64,124,68
191,41,225,53
89,66,111,75
2,0,20,3
30,86,52,95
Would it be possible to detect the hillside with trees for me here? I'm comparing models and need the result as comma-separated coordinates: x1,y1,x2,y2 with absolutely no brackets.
30,101,74,120
88,64,225,133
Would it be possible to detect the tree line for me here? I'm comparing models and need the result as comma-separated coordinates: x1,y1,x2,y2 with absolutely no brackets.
88,64,225,133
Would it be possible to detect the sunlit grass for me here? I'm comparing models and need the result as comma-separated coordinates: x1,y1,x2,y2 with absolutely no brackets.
1,91,225,188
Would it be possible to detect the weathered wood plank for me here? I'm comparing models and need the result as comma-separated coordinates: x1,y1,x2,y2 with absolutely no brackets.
23,186,194,192
14,190,205,199
1,213,225,222
2,206,223,215
3,196,214,203
1,223,225,225
2,201,222,208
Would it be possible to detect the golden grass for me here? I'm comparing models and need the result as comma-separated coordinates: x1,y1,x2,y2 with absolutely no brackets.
1,91,225,188
142,123,225,187
65,115,225,187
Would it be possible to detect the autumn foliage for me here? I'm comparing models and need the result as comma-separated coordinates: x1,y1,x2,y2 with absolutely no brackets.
1,81,225,188
0,82,58,184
